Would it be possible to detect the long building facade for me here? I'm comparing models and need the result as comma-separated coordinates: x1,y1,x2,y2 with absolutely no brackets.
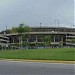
0,27,75,48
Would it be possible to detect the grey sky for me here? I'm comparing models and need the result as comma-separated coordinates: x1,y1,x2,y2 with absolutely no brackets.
0,0,74,31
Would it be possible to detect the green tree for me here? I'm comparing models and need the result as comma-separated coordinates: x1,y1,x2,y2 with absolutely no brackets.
71,38,75,43
17,23,31,49
11,23,31,49
44,35,51,48
59,41,63,47
11,27,18,33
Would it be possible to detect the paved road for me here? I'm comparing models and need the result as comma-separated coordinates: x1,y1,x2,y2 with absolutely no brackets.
0,60,75,75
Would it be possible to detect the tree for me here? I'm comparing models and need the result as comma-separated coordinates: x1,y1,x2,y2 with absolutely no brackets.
44,35,51,48
11,23,31,49
71,38,75,43
17,23,31,49
59,41,63,47
11,27,18,33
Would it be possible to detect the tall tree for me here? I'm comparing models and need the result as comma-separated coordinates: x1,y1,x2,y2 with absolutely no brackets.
11,27,18,33
11,23,31,49
44,35,51,48
71,38,75,43
17,23,31,49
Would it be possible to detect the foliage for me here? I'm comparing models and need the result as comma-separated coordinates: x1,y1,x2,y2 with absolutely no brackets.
71,39,75,43
10,27,18,33
10,23,31,49
44,35,51,47
11,23,31,34
59,41,63,47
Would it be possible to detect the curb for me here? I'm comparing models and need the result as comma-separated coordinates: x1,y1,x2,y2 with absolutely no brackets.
0,59,75,64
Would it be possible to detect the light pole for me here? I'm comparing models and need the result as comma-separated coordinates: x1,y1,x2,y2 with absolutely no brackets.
55,19,60,46
72,25,74,28
55,19,59,28
40,23,42,28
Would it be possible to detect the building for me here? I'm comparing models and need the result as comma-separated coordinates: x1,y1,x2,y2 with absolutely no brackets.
5,27,75,48
0,34,9,48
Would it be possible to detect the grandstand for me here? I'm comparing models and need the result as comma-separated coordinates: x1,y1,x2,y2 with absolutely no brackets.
0,34,9,47
6,27,75,48
0,27,75,49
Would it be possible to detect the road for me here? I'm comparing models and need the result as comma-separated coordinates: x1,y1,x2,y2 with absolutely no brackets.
0,60,74,75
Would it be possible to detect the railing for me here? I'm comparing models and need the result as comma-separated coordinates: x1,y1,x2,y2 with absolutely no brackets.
6,32,75,36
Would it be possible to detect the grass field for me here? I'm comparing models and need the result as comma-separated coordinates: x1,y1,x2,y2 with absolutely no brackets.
0,48,75,61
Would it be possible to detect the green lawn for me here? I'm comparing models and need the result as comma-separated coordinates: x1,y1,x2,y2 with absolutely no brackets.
0,48,75,61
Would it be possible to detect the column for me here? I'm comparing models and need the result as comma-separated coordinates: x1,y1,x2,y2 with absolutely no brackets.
13,37,14,43
54,36,55,42
36,36,38,42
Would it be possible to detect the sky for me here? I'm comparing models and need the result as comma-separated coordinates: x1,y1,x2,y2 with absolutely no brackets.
0,0,74,31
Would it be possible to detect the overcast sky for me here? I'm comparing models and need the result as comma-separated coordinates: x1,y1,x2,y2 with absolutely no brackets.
0,0,74,31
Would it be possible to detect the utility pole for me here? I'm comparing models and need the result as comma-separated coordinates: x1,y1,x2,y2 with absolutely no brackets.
55,19,59,28
55,19,60,46
6,26,9,50
40,23,42,28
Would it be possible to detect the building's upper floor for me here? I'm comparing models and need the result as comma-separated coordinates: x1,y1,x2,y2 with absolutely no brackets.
31,27,75,32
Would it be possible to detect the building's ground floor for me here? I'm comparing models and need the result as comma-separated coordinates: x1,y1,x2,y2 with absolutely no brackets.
0,26,75,49
4,32,75,49
0,34,9,48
